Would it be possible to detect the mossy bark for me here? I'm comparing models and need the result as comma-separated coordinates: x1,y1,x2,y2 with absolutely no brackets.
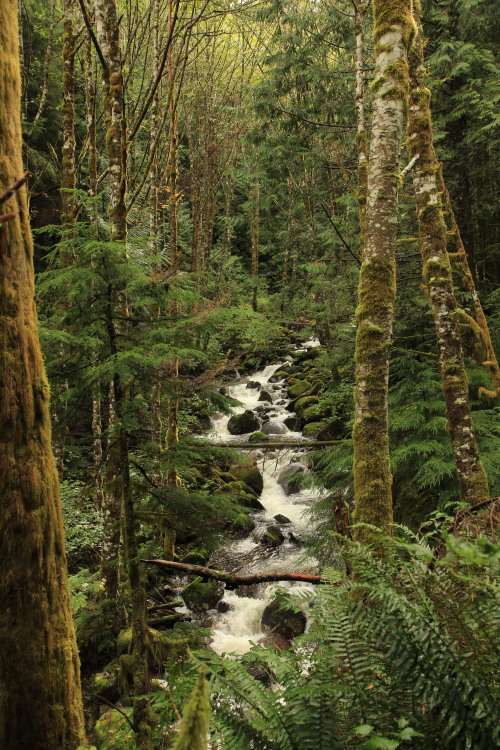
354,0,368,231
406,5,489,506
94,0,127,242
95,0,129,598
437,167,500,399
61,0,77,260
353,0,414,546
121,430,154,750
0,1,85,746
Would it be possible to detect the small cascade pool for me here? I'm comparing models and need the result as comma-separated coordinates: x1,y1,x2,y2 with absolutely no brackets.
200,341,321,655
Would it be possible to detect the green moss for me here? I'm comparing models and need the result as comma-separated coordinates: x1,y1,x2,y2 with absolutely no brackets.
289,380,313,398
249,431,269,442
181,577,224,612
294,395,319,414
95,709,136,750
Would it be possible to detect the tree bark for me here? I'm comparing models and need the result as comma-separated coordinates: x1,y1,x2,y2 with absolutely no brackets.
0,2,85,746
438,168,500,399
406,7,489,506
353,0,415,544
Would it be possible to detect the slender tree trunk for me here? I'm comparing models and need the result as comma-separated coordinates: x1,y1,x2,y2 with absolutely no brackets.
354,0,368,232
353,0,415,543
407,8,489,505
94,0,128,599
437,168,500,399
61,0,77,241
0,2,85,746
94,0,127,241
250,179,259,312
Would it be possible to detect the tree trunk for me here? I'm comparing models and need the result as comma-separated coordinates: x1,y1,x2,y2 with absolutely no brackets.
0,1,85,746
353,0,415,544
61,0,77,248
354,0,368,232
250,179,260,312
438,168,500,399
406,8,489,505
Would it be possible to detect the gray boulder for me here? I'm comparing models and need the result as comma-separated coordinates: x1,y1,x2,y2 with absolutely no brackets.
258,390,273,403
261,421,288,436
261,595,306,639
277,464,306,495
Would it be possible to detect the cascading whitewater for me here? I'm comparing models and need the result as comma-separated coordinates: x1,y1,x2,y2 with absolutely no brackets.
198,344,321,655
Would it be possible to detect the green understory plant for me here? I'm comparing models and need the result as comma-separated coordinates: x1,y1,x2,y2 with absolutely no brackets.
201,531,500,749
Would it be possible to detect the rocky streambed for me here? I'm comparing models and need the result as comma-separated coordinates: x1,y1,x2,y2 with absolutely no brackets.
174,340,327,654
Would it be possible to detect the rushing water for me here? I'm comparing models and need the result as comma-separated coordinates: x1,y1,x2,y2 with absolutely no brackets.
199,342,321,655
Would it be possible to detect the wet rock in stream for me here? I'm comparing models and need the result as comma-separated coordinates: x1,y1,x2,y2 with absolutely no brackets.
227,410,260,435
277,463,306,495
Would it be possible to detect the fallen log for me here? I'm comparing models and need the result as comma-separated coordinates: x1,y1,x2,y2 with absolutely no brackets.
141,558,325,588
210,439,347,449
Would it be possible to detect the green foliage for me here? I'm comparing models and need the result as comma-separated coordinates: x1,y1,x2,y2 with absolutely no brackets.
201,533,500,749
171,667,210,750
61,481,103,573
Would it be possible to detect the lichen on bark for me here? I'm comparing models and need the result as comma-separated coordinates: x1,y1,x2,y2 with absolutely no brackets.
353,0,414,548
406,2,489,506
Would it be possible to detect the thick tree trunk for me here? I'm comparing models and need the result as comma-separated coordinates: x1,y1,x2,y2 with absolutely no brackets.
0,2,85,746
353,0,415,543
407,9,489,506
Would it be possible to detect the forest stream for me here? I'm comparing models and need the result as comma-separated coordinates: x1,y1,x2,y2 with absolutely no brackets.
178,341,321,655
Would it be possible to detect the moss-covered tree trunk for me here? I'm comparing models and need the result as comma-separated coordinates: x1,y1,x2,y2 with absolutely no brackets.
353,0,414,543
354,0,368,232
250,179,260,312
95,0,128,600
0,1,85,746
407,5,489,506
61,0,77,245
437,167,500,399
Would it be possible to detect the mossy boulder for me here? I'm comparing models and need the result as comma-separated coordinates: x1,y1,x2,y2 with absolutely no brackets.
294,395,319,414
261,594,307,639
236,493,266,512
288,380,313,398
302,403,324,423
249,431,269,443
181,576,224,612
302,421,326,438
180,549,209,565
274,514,291,525
230,513,256,536
230,465,264,495
260,525,285,547
227,410,260,435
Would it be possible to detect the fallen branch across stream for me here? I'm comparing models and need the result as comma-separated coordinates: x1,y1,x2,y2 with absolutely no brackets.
141,559,325,587
210,439,348,449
